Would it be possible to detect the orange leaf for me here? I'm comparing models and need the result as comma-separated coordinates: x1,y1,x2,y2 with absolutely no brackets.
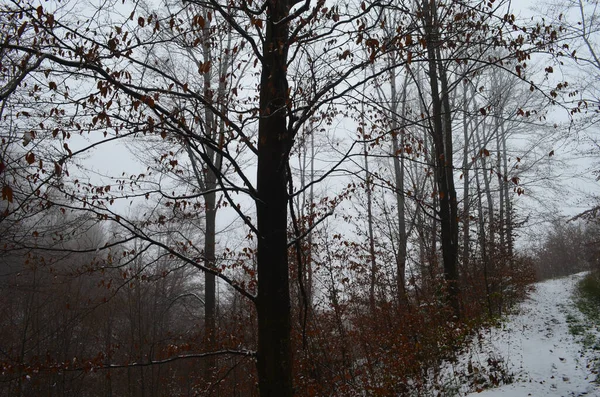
17,22,27,37
2,185,13,203
108,38,118,51
25,152,35,164
195,15,205,29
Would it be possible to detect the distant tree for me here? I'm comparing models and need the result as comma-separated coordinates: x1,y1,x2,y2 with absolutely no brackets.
534,220,591,279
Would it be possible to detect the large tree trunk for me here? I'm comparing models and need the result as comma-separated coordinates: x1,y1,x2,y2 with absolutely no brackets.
256,1,293,395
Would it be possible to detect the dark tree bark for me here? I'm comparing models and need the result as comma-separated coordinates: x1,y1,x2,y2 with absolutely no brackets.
389,67,409,304
201,8,218,380
474,123,493,316
422,0,460,319
461,76,471,271
204,175,217,373
500,122,514,261
256,1,294,395
363,137,377,311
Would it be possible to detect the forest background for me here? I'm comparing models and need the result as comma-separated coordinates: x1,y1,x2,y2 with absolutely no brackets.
1,0,600,395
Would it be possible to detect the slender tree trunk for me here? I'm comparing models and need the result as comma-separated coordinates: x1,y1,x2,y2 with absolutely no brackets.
188,139,218,382
495,115,505,252
476,119,496,315
474,159,493,316
204,177,217,373
359,91,377,310
297,124,314,313
105,313,113,397
392,134,407,302
481,141,495,246
423,0,460,318
256,1,293,395
437,45,460,318
363,137,377,311
500,122,514,261
494,113,506,314
499,119,513,311
307,130,315,306
198,9,230,381
415,64,437,285
462,76,471,271
389,67,409,304
480,121,497,315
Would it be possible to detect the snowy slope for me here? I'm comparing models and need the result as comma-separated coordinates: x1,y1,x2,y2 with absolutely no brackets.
464,272,600,397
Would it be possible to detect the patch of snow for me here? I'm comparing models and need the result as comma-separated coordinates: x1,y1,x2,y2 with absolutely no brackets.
463,272,600,396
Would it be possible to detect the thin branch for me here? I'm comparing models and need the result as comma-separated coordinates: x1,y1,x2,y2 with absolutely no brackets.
60,350,256,372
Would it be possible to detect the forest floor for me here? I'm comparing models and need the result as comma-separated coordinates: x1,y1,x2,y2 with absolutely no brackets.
455,272,600,396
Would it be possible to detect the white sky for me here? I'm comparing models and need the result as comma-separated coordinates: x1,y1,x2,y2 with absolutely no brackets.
29,0,600,250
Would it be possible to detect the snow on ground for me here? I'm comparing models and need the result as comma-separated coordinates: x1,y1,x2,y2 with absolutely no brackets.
463,272,600,396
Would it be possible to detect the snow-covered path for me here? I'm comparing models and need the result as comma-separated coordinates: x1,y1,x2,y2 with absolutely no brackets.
466,273,600,396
